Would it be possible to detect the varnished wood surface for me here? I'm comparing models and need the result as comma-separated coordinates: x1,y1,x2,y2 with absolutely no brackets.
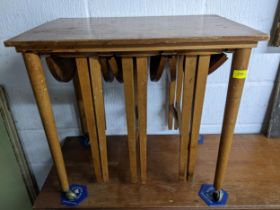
24,53,70,192
89,57,109,182
76,58,102,182
73,75,87,134
5,15,268,51
179,56,197,181
167,55,177,129
34,134,280,210
136,57,148,183
187,55,210,180
174,55,184,129
214,49,251,190
122,57,138,183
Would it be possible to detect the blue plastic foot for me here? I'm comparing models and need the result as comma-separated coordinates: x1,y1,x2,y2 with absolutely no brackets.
198,135,204,145
61,184,88,206
80,135,90,148
199,184,228,206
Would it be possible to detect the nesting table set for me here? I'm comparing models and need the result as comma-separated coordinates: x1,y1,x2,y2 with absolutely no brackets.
5,15,268,207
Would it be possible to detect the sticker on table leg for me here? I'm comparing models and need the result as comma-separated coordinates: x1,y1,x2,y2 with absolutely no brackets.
198,134,204,145
232,69,247,79
199,184,228,206
61,184,88,206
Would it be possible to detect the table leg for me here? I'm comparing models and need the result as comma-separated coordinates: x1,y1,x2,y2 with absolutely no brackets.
136,57,148,183
174,55,184,129
122,57,138,183
214,48,251,191
76,57,102,183
23,53,69,192
187,55,210,180
168,56,177,129
134,59,138,127
73,74,87,134
179,56,197,181
89,57,109,182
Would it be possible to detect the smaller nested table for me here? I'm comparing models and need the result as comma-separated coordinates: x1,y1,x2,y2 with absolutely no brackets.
4,15,268,206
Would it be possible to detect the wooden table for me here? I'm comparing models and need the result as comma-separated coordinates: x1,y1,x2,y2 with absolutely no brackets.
4,15,268,205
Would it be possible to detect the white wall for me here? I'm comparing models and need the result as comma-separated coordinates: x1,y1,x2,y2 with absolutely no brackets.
0,0,279,188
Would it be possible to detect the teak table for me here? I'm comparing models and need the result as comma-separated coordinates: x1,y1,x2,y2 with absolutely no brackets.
5,15,268,206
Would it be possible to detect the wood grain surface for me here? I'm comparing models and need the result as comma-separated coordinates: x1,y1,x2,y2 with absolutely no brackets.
76,58,102,182
34,134,280,210
89,57,109,182
5,15,268,51
122,57,138,183
214,48,252,190
23,53,70,192
136,57,148,183
187,55,210,180
179,56,197,181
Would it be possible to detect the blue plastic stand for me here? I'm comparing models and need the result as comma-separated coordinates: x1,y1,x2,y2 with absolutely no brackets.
80,135,90,147
198,134,204,145
199,184,228,206
61,184,88,206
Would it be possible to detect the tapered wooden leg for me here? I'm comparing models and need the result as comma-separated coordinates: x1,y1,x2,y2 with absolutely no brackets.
168,56,177,129
187,55,211,180
168,82,176,129
136,57,148,183
73,74,87,134
76,57,102,183
89,57,109,182
23,53,69,192
174,55,184,129
214,48,251,190
122,57,138,183
134,58,138,124
179,56,197,181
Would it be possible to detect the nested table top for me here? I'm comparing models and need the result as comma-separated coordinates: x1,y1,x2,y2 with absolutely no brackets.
5,15,268,52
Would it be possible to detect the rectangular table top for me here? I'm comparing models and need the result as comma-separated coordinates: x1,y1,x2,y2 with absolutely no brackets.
5,15,268,51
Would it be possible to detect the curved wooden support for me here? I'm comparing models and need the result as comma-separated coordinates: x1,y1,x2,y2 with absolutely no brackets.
100,56,122,83
108,56,119,77
99,57,114,82
150,55,168,81
46,56,76,82
208,53,228,74
110,56,123,83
